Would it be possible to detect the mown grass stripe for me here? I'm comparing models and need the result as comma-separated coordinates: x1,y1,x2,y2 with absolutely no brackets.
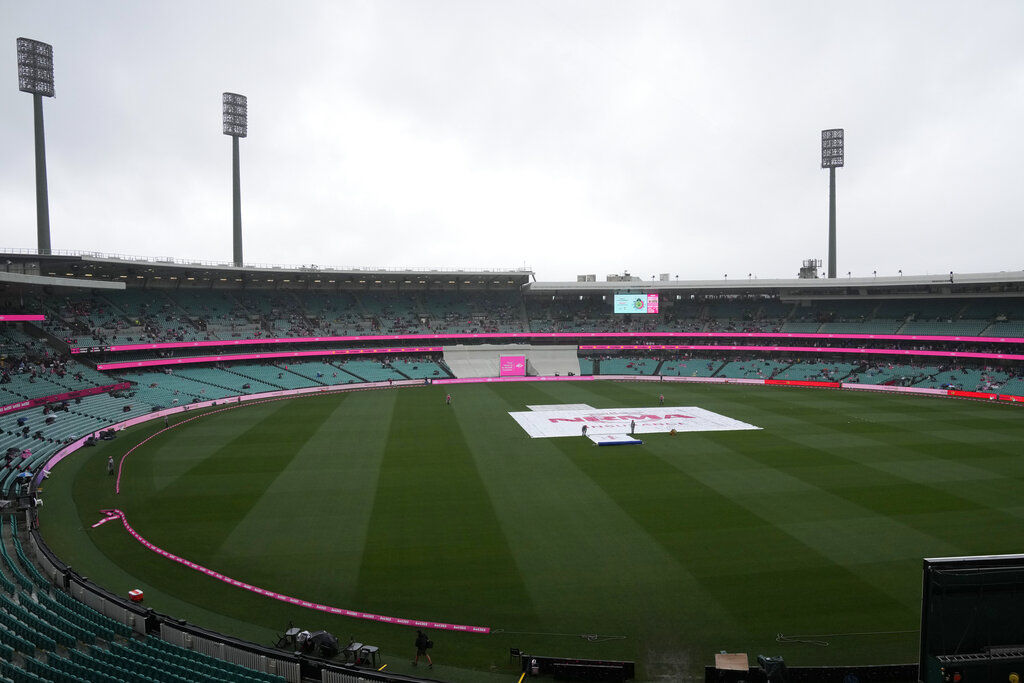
128,396,342,561
213,390,397,599
353,387,533,627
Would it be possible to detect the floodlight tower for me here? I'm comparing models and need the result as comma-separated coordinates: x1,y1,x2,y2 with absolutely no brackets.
821,128,844,279
223,93,247,267
16,38,56,255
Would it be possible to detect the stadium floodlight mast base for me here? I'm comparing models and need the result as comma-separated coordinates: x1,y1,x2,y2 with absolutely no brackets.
17,38,56,255
821,128,844,279
223,93,248,267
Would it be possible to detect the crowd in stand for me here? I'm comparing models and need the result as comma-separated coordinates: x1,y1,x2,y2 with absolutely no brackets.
1,354,69,385
0,289,1021,408
19,289,1024,349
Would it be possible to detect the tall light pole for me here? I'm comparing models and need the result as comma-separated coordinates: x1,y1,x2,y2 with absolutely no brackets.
17,38,56,255
223,92,247,267
821,128,844,279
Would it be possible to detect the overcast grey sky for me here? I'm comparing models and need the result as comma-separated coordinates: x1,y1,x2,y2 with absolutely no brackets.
2,1,1022,281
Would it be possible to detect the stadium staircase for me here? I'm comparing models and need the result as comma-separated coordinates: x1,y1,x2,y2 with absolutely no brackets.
220,368,287,392
228,366,306,391
713,359,791,380
656,357,724,377
163,370,242,398
516,297,530,332
335,360,407,383
277,363,330,386
280,361,361,385
982,320,1024,337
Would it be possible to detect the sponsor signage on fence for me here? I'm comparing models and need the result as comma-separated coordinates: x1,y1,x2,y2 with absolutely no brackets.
0,382,130,416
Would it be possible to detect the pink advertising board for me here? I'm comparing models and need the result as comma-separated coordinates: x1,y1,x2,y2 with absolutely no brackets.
0,314,45,321
499,355,526,377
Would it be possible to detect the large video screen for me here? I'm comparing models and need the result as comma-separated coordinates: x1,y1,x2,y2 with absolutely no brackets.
613,293,659,314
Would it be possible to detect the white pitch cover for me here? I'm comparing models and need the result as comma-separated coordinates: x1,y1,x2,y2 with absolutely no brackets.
509,405,760,439
525,404,594,412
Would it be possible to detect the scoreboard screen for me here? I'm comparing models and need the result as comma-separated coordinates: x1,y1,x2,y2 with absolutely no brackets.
613,293,659,314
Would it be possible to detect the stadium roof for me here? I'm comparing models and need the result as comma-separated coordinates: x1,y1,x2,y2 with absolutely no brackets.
527,270,1024,297
3,249,1024,297
0,249,532,289
0,270,125,290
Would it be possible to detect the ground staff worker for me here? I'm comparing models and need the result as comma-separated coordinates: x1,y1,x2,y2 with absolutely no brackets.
413,630,432,668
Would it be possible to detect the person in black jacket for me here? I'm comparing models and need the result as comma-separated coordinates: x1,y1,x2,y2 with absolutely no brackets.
413,630,432,668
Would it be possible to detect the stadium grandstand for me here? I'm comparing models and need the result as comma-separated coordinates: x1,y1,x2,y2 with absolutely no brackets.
3,250,1024,682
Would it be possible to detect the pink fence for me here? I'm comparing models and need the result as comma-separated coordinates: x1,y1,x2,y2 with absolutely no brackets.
97,346,442,371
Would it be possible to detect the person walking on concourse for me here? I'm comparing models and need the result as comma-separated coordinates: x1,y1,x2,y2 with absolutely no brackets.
413,629,432,669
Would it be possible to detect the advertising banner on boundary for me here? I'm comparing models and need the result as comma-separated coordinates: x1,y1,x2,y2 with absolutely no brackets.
841,383,948,396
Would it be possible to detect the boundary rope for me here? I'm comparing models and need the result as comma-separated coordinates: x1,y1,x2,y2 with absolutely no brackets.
776,629,918,647
101,395,491,634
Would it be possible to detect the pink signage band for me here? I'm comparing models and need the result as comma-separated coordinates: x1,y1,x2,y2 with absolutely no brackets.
0,314,45,321
434,375,593,385
71,329,1024,354
578,344,1024,362
97,346,442,371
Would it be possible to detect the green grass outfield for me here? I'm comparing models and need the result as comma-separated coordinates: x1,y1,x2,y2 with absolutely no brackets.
40,381,1024,681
